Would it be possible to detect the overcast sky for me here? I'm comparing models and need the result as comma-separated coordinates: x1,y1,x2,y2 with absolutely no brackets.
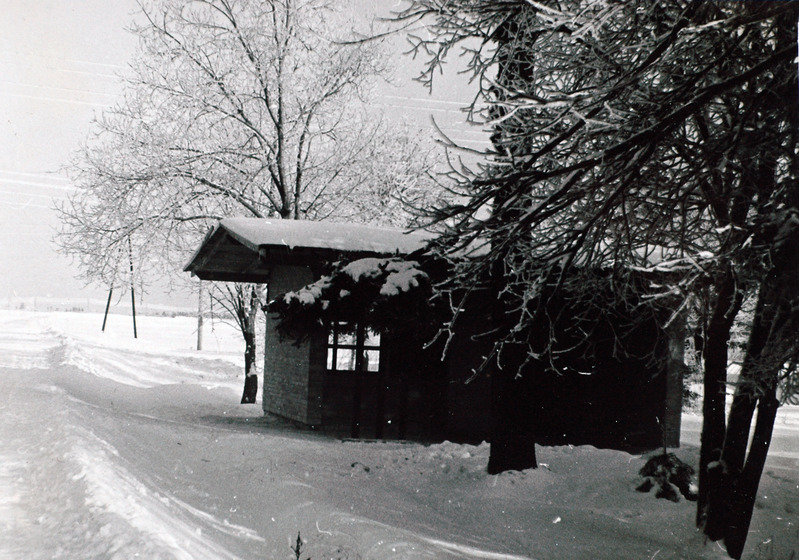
0,1,487,309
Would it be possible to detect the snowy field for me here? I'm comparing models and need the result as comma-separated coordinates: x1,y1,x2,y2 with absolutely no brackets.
0,310,796,560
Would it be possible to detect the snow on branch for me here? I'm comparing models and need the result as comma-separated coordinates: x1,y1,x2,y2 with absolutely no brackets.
268,257,439,343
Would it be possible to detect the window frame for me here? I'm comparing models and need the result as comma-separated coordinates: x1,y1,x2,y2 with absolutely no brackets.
326,321,381,373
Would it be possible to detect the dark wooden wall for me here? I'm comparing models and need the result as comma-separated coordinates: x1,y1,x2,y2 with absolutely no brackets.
265,266,677,451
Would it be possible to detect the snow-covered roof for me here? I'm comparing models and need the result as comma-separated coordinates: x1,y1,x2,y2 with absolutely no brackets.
184,218,435,282
219,217,435,254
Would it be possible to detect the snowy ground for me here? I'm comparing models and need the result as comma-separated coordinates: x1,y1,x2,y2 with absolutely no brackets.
0,310,797,560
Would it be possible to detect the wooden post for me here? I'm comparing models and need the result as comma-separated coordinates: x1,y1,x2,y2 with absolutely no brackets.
130,286,138,339
101,287,113,331
197,280,204,351
128,238,137,339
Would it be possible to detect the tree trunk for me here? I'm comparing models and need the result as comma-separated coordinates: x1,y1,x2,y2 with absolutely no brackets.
705,225,799,557
697,266,743,532
486,250,539,474
487,385,538,473
241,328,258,404
705,285,773,539
488,341,538,474
483,9,541,475
240,286,260,404
723,389,779,559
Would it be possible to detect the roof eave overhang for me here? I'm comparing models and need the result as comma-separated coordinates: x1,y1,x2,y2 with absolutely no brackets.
187,248,396,283
184,222,402,283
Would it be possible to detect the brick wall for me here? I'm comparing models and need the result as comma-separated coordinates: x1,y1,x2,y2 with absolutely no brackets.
262,264,316,424
306,333,325,426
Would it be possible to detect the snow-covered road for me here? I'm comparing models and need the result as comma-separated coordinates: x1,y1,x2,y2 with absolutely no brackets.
0,312,254,559
1,310,797,560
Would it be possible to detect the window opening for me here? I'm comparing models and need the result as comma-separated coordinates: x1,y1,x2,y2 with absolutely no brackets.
327,322,381,372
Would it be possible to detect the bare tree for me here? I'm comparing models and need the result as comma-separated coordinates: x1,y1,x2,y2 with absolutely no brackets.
56,0,446,402
209,283,265,403
395,2,798,557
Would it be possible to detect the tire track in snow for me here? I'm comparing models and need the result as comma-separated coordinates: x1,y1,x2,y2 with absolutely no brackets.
0,309,240,391
318,513,536,560
69,428,263,560
60,336,241,391
0,372,233,560
0,376,106,560
422,537,535,560
0,321,61,369
0,398,47,559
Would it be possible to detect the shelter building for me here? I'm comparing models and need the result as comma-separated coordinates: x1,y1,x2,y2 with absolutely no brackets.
185,218,683,448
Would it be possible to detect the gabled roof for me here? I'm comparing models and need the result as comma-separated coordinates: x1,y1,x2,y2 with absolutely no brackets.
184,218,435,283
